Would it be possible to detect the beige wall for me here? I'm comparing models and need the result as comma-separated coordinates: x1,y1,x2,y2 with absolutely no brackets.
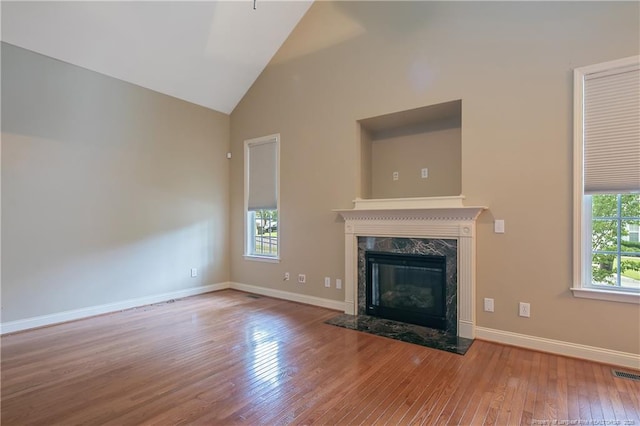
1,43,230,322
370,124,461,199
230,1,640,354
359,128,372,199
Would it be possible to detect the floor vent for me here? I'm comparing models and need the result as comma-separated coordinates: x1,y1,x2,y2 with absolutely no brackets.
246,294,261,299
612,369,640,381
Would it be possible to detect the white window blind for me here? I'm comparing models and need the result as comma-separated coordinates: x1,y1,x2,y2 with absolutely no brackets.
247,138,278,211
583,63,640,194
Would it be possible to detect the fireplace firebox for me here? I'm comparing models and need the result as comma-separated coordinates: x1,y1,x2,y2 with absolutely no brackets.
366,251,446,329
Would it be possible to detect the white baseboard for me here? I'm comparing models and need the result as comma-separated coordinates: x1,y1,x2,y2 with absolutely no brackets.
0,282,230,335
229,282,345,311
458,320,474,340
475,326,640,370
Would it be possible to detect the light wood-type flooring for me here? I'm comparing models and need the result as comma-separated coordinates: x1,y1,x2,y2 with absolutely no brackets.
2,290,639,425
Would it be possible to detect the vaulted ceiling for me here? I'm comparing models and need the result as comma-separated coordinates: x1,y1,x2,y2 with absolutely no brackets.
1,1,313,114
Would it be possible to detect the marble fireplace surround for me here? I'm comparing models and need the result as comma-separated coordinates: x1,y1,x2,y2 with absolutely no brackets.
336,196,486,340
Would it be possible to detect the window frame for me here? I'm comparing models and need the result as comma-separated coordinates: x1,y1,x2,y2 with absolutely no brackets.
243,134,280,263
572,56,640,304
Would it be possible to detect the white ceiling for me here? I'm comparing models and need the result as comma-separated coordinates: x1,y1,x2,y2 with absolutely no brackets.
1,1,313,114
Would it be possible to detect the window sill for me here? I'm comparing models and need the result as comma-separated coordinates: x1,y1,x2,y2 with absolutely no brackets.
243,255,280,264
570,287,640,304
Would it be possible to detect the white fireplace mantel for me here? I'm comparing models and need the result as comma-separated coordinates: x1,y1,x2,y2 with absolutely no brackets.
335,196,486,339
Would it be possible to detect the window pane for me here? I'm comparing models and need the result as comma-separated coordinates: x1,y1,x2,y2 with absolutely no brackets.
252,209,278,257
591,194,619,287
591,219,618,252
620,194,640,217
621,219,640,289
591,255,618,286
619,258,640,289
591,194,618,218
622,220,640,245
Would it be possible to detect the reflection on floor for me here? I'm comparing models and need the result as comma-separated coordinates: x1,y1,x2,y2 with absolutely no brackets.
325,314,473,355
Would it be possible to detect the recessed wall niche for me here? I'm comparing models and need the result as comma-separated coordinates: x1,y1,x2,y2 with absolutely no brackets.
358,100,462,199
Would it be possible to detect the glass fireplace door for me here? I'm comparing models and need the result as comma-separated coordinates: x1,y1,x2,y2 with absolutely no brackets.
366,251,446,329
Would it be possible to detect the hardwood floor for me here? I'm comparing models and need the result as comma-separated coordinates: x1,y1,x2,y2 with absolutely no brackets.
2,289,639,425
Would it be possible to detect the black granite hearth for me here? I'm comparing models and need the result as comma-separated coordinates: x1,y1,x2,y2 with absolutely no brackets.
325,313,473,355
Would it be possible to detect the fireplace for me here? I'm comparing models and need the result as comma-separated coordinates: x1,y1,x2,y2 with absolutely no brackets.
366,251,446,329
335,196,486,339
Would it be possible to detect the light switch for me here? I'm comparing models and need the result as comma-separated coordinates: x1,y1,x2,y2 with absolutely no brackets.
494,220,505,234
484,298,494,312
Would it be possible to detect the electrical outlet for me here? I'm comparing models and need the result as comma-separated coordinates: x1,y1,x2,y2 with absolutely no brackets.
324,277,331,288
284,272,290,281
393,171,399,181
336,279,342,289
298,274,306,284
190,268,198,278
484,298,494,312
421,168,429,179
519,302,530,318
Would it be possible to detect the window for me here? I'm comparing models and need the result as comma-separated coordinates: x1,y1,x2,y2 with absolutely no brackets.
573,56,640,303
244,134,279,261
